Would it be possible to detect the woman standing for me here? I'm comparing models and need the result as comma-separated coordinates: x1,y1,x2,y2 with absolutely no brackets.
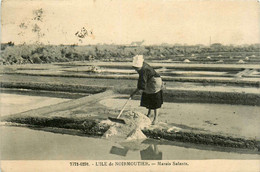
130,55,163,125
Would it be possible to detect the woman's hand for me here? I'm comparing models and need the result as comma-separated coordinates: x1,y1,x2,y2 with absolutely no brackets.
130,88,140,98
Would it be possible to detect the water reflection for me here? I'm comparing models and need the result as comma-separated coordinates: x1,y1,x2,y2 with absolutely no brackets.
109,146,128,157
109,138,260,160
140,145,162,160
2,126,259,160
109,143,162,160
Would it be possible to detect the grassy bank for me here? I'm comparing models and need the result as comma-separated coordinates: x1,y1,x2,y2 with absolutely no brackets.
0,81,110,94
142,128,259,150
2,115,259,151
114,88,260,106
3,116,110,136
2,71,259,87
1,81,260,106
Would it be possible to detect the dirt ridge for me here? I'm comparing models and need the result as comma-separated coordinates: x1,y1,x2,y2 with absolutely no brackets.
1,81,260,106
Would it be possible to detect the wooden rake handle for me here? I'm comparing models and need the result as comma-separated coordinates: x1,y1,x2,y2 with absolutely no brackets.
116,97,132,119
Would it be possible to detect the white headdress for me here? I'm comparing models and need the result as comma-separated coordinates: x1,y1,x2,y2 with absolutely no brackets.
132,55,144,68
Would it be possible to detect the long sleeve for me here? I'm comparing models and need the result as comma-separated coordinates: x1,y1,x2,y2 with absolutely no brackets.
137,69,148,90
137,62,160,91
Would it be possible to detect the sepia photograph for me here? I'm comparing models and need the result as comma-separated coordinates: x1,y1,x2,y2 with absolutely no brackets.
0,0,260,171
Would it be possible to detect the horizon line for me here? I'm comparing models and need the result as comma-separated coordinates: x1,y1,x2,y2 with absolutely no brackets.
2,42,260,47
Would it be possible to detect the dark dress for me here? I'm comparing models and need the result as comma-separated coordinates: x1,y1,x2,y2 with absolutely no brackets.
140,145,162,160
137,62,163,109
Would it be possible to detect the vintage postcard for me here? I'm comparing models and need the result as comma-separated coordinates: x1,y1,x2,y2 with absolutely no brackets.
0,0,259,171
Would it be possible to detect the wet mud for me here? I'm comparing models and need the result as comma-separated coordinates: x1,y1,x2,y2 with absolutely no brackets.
142,128,259,150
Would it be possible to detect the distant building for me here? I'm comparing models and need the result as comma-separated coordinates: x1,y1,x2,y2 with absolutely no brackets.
129,40,145,46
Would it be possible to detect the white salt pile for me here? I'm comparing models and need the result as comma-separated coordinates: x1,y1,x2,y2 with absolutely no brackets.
126,128,147,140
148,122,181,133
103,125,118,137
238,60,245,64
102,111,151,140
216,60,224,63
183,59,190,63
119,140,149,151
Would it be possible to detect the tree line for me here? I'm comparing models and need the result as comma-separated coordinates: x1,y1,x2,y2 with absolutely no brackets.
1,42,259,65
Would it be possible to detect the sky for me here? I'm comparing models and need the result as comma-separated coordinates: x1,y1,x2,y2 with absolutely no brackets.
1,0,260,45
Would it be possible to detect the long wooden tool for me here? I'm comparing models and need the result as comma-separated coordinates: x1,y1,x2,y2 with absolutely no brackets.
108,97,131,124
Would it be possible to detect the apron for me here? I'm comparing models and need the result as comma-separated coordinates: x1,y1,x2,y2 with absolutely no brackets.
144,76,163,94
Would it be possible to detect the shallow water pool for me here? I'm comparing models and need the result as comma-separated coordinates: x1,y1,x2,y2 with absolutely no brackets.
1,126,260,160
